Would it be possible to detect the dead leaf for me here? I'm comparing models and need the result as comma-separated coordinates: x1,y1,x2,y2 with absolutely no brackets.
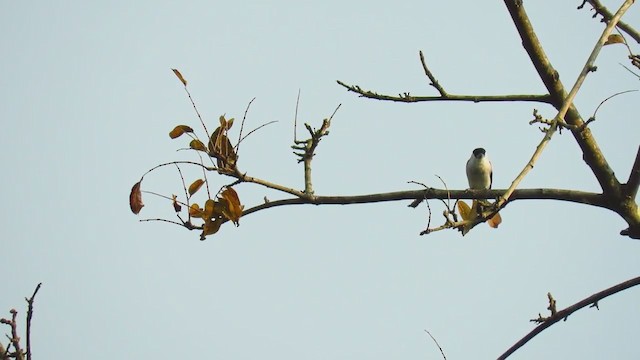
188,179,205,196
169,125,194,139
208,127,237,169
604,34,625,45
129,181,144,214
202,217,222,238
203,199,216,219
171,68,187,86
220,186,244,225
487,212,502,229
457,200,471,221
189,203,203,218
219,115,234,130
189,139,207,152
172,195,181,212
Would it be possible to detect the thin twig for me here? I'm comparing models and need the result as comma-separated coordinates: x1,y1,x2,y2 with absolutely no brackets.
498,275,640,359
237,121,278,146
434,175,451,209
181,81,211,143
620,63,640,78
25,283,41,360
174,164,189,205
419,51,447,96
589,89,638,124
236,97,256,154
336,80,552,104
424,329,447,360
140,218,192,228
294,89,301,143
142,161,216,178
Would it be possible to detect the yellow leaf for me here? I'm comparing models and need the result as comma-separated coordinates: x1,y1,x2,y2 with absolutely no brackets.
169,125,194,139
189,139,207,152
604,34,625,45
188,179,205,196
457,200,471,221
129,181,144,214
171,68,187,86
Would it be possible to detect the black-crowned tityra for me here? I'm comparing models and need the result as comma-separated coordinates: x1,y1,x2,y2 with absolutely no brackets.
466,148,492,190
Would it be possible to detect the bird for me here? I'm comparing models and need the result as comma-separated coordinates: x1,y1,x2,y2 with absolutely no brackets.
465,148,501,230
466,148,492,190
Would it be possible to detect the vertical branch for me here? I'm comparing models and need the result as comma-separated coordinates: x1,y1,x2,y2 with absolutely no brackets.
625,145,640,199
291,105,340,198
25,283,42,360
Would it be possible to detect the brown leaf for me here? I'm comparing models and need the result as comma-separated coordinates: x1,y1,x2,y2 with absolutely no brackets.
208,127,237,169
220,186,244,225
203,198,216,219
129,181,144,214
202,217,223,238
169,125,194,139
218,115,234,130
171,68,187,86
189,139,207,152
604,34,625,45
189,203,203,218
172,195,182,212
188,179,205,196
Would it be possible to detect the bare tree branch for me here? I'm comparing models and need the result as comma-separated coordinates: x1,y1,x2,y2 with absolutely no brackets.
499,0,634,205
503,0,640,239
237,188,609,220
25,283,41,360
498,275,640,359
424,329,447,360
1,309,24,360
579,0,640,44
336,79,552,104
419,51,448,96
504,0,623,196
625,145,640,200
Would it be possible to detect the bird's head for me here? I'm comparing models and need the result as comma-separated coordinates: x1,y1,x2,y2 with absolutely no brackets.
472,148,486,159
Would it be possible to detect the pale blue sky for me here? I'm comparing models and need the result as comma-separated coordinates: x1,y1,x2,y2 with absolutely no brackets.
2,1,640,359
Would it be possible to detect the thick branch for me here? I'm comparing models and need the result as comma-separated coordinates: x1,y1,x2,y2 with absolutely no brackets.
499,0,633,206
498,275,640,359
241,188,608,219
336,80,552,104
503,0,640,239
625,145,640,200
582,0,640,44
504,0,623,197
